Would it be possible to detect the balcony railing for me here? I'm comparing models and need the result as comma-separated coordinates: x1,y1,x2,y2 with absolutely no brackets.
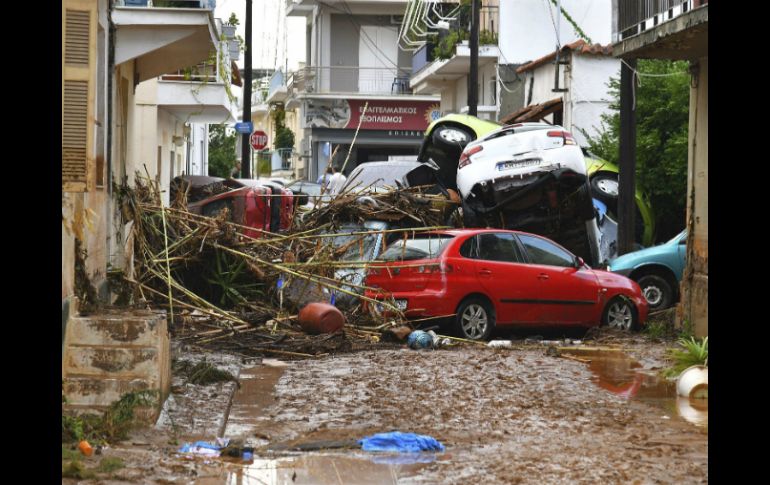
118,0,217,8
287,66,415,96
614,0,707,41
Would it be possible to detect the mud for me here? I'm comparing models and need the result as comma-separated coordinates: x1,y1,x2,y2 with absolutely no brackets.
66,332,707,484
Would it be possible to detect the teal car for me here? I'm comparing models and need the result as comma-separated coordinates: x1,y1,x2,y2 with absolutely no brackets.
608,230,687,311
417,115,655,247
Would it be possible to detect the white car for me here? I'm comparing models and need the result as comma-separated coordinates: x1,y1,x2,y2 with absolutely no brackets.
456,123,587,198
456,123,601,266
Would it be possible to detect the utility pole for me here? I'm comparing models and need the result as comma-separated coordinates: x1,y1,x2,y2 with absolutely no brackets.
618,58,637,255
468,0,480,116
241,0,253,178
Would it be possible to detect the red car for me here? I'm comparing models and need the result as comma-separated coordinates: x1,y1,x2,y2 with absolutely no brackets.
365,229,648,340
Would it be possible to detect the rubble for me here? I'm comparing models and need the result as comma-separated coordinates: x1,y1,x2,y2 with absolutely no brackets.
111,174,456,358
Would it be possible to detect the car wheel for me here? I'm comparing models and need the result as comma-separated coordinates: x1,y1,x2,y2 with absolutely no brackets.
637,274,673,311
461,199,482,228
455,297,495,341
432,125,471,150
590,173,619,206
601,297,638,331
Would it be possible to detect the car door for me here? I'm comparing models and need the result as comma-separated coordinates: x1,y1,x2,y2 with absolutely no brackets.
462,232,543,324
516,233,600,325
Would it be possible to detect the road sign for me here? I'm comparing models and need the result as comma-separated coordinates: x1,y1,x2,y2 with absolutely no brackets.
250,130,268,150
235,122,253,134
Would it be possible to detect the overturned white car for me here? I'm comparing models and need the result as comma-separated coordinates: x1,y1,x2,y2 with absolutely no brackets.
456,123,601,265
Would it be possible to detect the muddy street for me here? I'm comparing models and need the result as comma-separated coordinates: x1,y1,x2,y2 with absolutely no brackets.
69,332,707,485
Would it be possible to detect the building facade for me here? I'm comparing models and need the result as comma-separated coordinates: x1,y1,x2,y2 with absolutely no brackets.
277,0,441,181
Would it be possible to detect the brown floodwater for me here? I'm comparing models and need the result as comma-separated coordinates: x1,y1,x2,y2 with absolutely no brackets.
562,347,708,428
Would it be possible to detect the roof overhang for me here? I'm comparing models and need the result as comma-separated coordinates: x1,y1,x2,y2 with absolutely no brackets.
113,7,219,84
410,44,499,94
500,98,564,124
612,4,708,60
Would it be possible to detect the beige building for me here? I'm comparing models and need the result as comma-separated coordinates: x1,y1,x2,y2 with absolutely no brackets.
62,0,237,335
612,0,708,336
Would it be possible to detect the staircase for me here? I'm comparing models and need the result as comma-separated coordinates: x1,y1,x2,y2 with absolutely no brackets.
62,308,171,422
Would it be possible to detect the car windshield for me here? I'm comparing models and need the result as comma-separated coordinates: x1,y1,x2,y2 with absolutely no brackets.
288,181,322,197
329,226,381,262
380,235,454,261
343,163,420,191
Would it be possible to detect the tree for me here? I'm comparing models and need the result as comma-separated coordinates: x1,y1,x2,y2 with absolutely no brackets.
208,124,238,178
271,105,295,150
584,59,690,242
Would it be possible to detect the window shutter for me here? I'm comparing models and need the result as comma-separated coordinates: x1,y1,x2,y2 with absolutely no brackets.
62,1,96,192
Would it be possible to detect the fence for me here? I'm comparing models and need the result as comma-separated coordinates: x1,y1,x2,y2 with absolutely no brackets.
615,0,706,40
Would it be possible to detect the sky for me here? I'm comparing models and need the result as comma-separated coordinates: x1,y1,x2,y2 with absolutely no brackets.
215,0,306,72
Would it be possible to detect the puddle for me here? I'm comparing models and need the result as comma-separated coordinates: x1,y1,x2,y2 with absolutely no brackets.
562,348,708,428
222,453,429,484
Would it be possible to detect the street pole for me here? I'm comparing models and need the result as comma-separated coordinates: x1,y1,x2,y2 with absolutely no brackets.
618,58,637,255
241,0,253,178
468,0,479,116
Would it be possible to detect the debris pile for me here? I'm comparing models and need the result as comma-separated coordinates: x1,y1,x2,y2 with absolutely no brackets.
111,174,454,357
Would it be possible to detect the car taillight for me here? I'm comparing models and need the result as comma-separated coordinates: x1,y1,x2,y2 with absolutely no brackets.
458,145,483,169
547,130,576,145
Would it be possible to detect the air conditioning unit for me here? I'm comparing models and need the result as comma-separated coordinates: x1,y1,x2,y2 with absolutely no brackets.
391,15,404,25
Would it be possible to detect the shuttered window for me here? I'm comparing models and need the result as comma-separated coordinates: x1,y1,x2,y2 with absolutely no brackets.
62,2,96,192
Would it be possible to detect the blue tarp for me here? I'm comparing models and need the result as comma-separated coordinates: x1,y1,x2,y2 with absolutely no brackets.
358,432,445,452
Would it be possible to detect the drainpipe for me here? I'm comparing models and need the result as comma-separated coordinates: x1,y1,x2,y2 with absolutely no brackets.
468,0,479,116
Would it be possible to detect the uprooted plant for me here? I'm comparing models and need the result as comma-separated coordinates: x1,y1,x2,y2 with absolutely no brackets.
664,336,708,377
62,390,159,445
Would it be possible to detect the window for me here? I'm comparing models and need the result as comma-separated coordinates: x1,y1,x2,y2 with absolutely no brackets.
517,234,574,267
477,233,524,263
459,236,478,259
381,235,454,262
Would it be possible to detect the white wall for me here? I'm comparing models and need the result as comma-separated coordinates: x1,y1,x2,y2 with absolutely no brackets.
569,55,619,146
499,0,612,64
188,124,209,176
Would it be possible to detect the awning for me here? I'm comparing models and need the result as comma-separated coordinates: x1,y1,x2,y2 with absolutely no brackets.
500,98,563,124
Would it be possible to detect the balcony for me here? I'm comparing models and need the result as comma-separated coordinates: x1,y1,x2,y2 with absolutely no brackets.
612,0,708,59
286,66,417,97
158,59,237,123
410,42,499,95
117,1,217,8
113,1,220,83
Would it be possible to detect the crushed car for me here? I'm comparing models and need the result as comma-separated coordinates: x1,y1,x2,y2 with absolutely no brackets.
416,115,656,263
170,175,295,237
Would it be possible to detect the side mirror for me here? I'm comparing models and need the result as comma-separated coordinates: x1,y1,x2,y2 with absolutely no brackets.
574,256,585,268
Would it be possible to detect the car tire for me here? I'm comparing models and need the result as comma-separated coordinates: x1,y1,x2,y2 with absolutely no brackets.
432,125,472,150
637,274,673,311
601,296,638,331
590,173,619,207
461,200,483,228
455,297,495,341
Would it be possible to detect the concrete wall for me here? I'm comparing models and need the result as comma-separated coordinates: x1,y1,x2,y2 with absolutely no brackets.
499,0,612,64
569,55,619,146
680,56,708,337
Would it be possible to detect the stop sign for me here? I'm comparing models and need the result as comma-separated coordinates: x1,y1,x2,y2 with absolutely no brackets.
250,130,268,150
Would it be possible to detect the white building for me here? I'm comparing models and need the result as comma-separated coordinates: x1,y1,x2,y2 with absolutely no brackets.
406,0,613,122
506,40,620,147
276,0,441,181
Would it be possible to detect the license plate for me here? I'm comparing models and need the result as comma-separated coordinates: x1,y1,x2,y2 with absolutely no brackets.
496,158,541,171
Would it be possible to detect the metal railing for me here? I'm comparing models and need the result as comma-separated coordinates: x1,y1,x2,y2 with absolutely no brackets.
287,66,415,96
161,60,219,83
614,0,706,41
118,0,217,8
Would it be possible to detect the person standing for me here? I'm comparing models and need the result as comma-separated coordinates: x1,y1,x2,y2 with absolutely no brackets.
317,166,333,189
327,166,347,195
230,161,241,178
